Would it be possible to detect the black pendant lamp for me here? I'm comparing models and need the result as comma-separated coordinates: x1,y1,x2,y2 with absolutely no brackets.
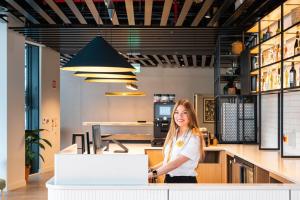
61,36,135,73
73,71,136,79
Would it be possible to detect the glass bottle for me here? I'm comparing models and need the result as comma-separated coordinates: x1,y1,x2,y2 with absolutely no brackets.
266,26,272,39
284,41,288,58
284,66,289,88
290,62,296,88
276,20,280,34
277,66,281,89
295,31,300,55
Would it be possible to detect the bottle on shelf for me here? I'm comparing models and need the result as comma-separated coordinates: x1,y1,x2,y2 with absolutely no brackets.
276,20,280,34
284,66,289,88
265,26,272,39
289,62,296,88
277,66,281,88
284,41,288,58
295,31,300,56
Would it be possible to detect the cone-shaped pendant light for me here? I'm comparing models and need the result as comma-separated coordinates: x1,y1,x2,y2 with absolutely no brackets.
61,36,135,73
85,77,137,83
73,71,136,79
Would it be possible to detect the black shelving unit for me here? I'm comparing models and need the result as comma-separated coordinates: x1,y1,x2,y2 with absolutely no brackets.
215,35,257,144
245,1,300,157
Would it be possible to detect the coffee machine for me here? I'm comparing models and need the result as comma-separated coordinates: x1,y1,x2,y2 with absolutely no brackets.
151,102,175,147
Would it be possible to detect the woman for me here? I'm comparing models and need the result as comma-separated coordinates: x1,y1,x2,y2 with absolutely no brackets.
148,99,205,183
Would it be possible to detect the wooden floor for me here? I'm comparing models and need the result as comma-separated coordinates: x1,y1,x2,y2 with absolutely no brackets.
4,171,53,200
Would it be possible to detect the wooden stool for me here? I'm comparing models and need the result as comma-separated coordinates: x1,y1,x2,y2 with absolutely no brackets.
72,133,85,154
0,178,6,200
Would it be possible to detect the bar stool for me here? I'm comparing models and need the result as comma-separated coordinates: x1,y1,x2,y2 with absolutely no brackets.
0,178,6,200
72,133,85,154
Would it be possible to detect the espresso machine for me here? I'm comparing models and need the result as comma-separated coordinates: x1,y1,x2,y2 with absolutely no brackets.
151,102,175,147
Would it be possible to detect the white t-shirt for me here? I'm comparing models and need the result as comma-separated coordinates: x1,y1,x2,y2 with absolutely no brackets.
163,129,201,177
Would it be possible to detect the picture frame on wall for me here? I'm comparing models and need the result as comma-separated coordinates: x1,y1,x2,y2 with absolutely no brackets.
203,98,215,123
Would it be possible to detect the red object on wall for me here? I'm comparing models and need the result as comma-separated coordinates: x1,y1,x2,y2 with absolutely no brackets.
52,80,57,89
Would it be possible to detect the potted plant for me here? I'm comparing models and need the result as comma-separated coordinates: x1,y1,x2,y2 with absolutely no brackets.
25,129,52,183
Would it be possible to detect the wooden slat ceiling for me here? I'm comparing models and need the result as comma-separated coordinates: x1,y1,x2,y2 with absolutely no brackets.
1,0,284,68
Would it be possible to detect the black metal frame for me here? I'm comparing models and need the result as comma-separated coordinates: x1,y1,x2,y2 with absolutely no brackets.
24,43,40,173
248,3,300,156
215,34,257,144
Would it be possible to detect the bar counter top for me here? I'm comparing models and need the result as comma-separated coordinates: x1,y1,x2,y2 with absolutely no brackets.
106,143,300,184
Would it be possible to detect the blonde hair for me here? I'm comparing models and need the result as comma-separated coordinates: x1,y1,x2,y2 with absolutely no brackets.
163,99,205,161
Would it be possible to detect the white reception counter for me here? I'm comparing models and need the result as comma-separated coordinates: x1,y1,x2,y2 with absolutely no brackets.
46,144,300,200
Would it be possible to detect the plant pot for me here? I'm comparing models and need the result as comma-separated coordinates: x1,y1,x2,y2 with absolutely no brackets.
25,165,31,184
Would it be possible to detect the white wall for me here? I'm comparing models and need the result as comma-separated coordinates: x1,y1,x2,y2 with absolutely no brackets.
61,67,214,148
40,46,61,173
0,22,26,190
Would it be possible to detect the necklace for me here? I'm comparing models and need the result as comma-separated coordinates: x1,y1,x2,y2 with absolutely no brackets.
175,129,189,148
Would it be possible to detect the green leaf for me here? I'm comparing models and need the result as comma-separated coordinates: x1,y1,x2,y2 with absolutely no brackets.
41,138,52,147
39,154,45,163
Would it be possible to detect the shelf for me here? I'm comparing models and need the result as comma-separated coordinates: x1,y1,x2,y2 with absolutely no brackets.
283,0,300,30
250,69,259,75
283,86,300,92
260,34,281,51
261,89,281,94
250,45,259,54
250,91,258,94
283,20,300,33
283,53,300,62
261,60,281,69
260,6,281,31
215,95,240,98
247,23,259,33
220,54,240,58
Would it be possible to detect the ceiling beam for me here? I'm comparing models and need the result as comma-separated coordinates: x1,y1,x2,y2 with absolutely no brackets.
125,0,135,25
162,55,171,64
175,0,193,26
183,55,189,67
191,0,214,27
192,55,197,67
143,55,155,66
222,0,255,27
85,0,103,25
173,55,180,66
65,0,87,24
208,0,235,27
25,0,55,24
44,0,71,24
106,0,119,25
160,0,173,26
133,55,147,66
144,0,153,26
201,55,206,67
5,0,39,24
153,55,163,65
210,55,214,67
